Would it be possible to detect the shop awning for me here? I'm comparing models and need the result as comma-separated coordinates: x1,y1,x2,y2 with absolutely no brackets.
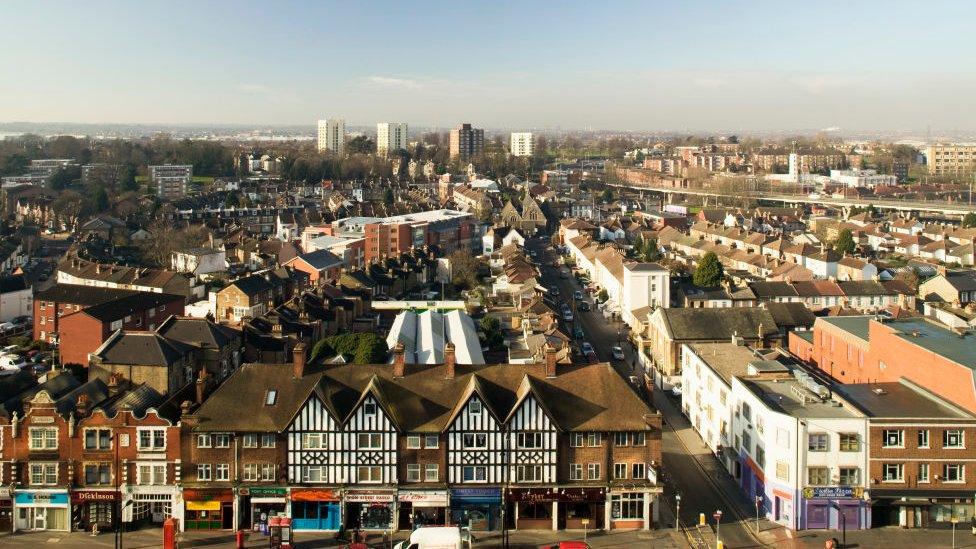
186,501,221,511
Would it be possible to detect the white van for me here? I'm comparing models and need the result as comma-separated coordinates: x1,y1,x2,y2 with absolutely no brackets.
393,526,472,549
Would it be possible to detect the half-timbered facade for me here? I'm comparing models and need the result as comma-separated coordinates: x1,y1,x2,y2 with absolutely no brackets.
447,387,506,485
185,342,663,533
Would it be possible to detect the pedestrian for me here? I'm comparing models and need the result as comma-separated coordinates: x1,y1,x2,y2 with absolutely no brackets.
971,514,976,535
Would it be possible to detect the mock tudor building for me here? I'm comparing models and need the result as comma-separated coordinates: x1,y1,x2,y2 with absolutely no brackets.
178,343,662,533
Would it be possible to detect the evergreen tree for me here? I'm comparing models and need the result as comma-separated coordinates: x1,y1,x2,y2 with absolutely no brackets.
693,252,724,287
834,228,856,255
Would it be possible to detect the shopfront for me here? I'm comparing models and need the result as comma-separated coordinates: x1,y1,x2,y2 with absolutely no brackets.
871,490,968,529
801,487,869,531
450,488,502,531
507,488,605,531
126,486,177,528
345,490,395,530
182,489,234,530
71,490,119,532
608,490,654,530
240,487,287,532
290,489,341,531
397,490,448,530
0,488,12,532
13,490,70,532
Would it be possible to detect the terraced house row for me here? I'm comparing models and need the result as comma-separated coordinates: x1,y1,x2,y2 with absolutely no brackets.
0,341,662,535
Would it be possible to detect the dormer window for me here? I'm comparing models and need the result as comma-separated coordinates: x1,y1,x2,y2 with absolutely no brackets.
265,390,278,406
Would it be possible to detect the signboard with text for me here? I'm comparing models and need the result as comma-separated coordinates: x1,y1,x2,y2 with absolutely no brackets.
802,486,864,500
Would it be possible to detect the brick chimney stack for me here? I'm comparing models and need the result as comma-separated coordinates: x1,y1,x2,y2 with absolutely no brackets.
195,369,208,405
293,341,307,379
444,342,456,379
75,394,90,417
544,341,558,378
393,342,406,378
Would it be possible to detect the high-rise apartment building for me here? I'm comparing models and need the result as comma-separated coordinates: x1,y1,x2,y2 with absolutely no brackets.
149,164,192,199
376,122,408,155
926,143,976,175
449,123,484,159
317,118,346,153
510,132,534,157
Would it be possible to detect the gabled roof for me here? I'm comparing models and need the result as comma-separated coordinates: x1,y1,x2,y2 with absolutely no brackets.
34,283,139,306
68,292,184,323
156,316,240,349
93,331,195,366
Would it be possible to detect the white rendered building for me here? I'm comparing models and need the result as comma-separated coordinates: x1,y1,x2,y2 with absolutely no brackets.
317,118,346,153
377,122,408,155
510,132,534,157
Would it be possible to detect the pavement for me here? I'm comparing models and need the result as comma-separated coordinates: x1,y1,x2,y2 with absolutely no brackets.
0,527,686,548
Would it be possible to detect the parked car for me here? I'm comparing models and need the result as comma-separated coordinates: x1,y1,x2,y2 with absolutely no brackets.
573,290,583,301
562,310,574,322
0,354,28,371
0,322,15,334
611,345,625,360
549,286,559,297
572,326,585,340
580,342,594,355
578,301,591,312
11,315,31,326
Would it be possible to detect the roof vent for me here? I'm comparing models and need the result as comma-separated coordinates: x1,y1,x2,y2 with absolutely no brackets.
872,387,886,395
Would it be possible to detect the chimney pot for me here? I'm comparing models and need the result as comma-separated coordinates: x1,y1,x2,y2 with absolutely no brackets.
195,370,207,405
393,341,406,378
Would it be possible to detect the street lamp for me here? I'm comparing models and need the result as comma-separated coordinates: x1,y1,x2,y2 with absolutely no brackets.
674,493,681,531
713,510,722,549
755,495,762,534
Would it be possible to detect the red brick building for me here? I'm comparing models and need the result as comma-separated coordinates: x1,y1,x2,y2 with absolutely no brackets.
0,374,181,533
790,316,976,413
57,292,185,367
33,284,143,345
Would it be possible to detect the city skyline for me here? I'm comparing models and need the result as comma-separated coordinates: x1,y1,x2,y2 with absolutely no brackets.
2,1,975,132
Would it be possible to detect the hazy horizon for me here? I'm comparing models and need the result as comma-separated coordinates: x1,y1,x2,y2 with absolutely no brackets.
3,1,975,132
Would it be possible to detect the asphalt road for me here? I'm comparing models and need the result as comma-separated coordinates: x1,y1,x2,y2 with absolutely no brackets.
526,236,769,548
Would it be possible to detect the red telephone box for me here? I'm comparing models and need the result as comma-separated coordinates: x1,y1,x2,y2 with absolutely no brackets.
268,516,293,549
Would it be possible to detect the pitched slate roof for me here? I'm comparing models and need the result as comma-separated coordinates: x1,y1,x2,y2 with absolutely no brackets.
69,292,184,322
156,316,240,349
93,331,195,366
191,360,655,434
658,307,778,341
34,283,140,306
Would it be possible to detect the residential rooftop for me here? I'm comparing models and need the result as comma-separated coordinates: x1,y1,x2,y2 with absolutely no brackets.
737,375,862,419
686,342,761,385
838,379,973,419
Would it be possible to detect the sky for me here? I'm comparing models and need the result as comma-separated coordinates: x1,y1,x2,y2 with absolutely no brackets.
2,0,975,132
